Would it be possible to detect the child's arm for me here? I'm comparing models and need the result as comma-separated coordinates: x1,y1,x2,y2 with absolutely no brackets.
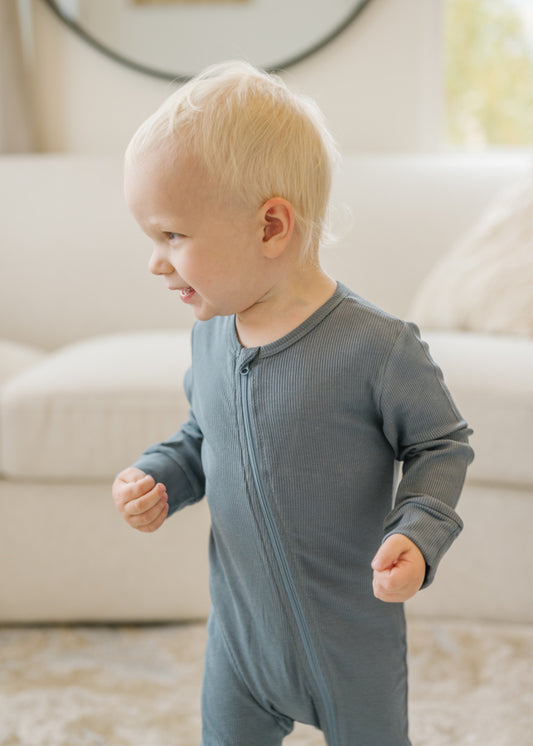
112,467,169,532
113,361,205,528
371,534,426,603
378,322,474,593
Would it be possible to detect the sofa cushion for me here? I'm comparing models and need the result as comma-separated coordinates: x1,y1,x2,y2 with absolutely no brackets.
0,339,46,469
424,330,533,488
409,169,533,336
3,328,529,489
0,331,192,480
0,339,44,387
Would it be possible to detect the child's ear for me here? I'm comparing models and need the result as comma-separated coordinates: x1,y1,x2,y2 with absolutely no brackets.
261,198,295,258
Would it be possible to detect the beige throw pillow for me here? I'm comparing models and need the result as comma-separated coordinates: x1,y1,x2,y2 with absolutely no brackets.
409,171,533,336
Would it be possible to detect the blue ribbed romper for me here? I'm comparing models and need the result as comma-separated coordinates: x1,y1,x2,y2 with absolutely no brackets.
133,283,474,745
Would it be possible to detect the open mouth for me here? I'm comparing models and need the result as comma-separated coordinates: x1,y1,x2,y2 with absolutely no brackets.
179,286,196,301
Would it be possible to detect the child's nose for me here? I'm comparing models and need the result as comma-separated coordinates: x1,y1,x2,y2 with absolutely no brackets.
148,247,173,276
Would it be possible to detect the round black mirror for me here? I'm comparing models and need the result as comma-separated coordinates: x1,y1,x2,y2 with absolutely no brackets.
41,0,373,81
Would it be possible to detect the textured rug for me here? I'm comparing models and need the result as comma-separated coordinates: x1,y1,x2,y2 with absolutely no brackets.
1,618,532,746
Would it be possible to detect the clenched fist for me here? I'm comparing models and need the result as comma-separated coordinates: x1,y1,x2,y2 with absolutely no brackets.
112,467,169,533
371,534,426,603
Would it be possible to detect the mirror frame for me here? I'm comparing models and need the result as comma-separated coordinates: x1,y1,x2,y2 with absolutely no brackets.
41,0,373,81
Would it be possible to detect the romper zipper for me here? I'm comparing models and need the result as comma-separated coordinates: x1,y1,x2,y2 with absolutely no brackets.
239,365,339,746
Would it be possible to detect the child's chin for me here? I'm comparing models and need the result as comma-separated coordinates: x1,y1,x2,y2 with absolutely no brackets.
191,300,238,322
191,304,216,322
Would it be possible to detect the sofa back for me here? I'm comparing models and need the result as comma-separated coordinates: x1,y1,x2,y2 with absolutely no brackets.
0,155,193,351
0,153,529,351
324,152,530,317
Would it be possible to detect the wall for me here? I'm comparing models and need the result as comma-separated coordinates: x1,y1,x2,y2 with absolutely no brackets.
27,0,444,154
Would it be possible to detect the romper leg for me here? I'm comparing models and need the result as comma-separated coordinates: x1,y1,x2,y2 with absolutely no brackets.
320,608,411,746
201,611,295,746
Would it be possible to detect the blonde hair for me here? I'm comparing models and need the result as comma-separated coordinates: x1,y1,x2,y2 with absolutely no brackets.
125,60,339,259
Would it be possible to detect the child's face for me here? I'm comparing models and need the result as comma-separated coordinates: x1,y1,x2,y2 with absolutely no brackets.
125,148,273,322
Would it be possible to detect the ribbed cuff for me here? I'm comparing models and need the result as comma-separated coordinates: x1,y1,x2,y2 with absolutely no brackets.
383,496,463,588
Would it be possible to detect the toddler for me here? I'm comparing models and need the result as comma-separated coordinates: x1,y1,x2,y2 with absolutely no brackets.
113,61,473,746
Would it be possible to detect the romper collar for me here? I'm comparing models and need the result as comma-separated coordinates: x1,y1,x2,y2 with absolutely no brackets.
229,281,350,358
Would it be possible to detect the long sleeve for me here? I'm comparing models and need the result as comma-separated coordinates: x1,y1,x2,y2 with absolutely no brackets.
132,366,205,516
378,322,474,587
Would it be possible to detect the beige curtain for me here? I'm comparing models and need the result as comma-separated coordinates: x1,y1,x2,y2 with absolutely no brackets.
0,0,35,153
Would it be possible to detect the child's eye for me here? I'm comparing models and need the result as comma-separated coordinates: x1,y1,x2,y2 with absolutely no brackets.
166,232,185,241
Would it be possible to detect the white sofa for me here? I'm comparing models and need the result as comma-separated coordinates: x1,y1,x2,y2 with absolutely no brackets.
1,153,531,624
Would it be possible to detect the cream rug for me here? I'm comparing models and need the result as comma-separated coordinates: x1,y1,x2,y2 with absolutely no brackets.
1,618,532,745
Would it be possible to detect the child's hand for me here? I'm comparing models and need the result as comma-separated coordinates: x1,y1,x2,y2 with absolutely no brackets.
371,534,426,603
112,467,169,532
